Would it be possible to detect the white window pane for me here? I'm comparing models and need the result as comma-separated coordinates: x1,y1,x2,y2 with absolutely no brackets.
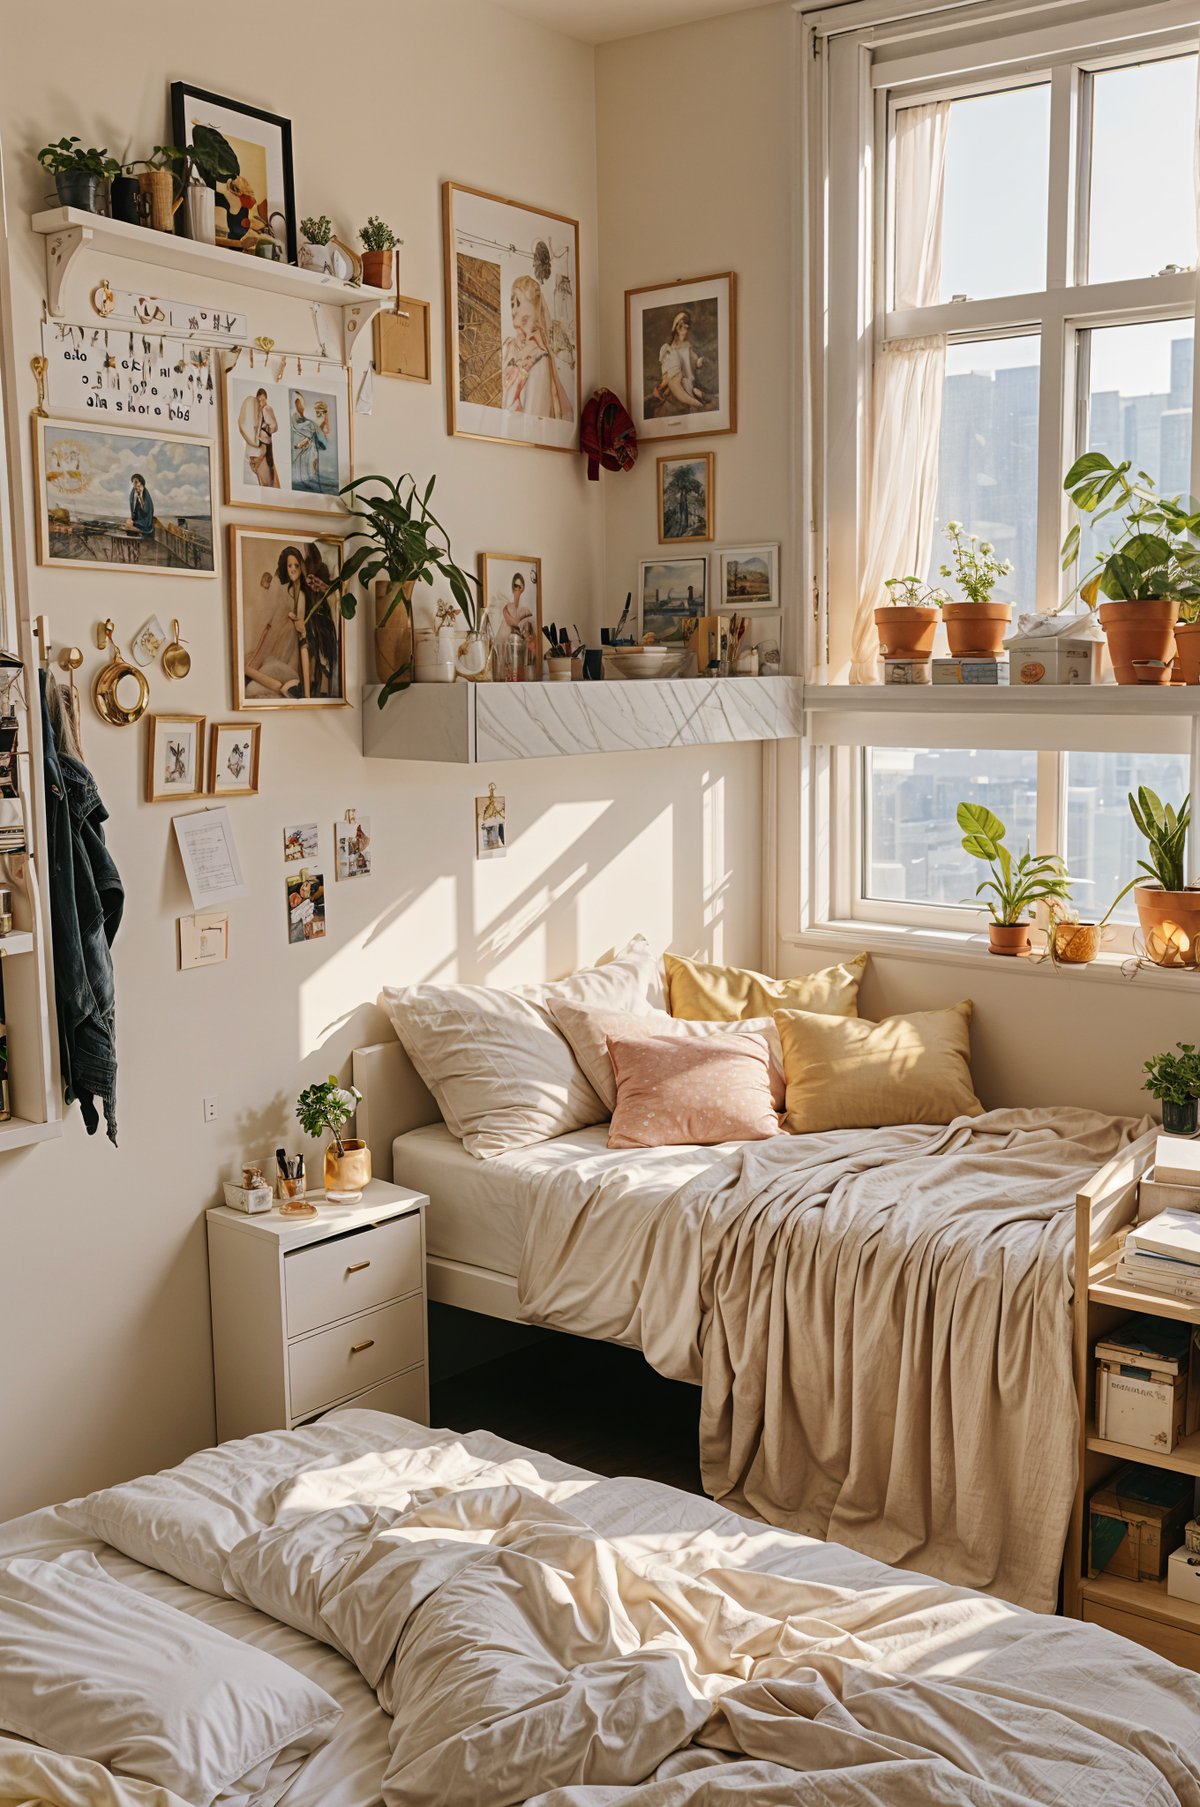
1088,56,1199,286
864,748,1037,906
929,337,1040,607
1066,752,1191,924
937,86,1050,303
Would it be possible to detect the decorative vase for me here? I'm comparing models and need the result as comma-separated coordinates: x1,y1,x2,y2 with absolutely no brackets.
374,579,414,688
943,601,1011,659
110,174,143,225
1134,884,1200,967
55,169,106,214
1098,597,1178,686
988,921,1031,956
361,248,395,291
324,1138,372,1194
874,605,939,661
454,629,492,682
137,168,177,233
1174,622,1200,685
300,241,332,273
1051,919,1100,964
183,182,215,244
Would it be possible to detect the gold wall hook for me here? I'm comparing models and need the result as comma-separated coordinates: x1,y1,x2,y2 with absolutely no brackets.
95,618,115,652
30,356,48,418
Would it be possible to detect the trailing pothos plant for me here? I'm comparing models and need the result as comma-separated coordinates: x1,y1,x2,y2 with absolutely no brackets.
956,801,1072,925
323,473,481,704
1061,454,1200,619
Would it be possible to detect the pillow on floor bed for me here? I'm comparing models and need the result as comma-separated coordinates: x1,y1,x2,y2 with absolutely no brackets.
665,950,867,1022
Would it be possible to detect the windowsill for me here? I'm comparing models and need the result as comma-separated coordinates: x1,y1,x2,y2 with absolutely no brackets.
806,686,1200,716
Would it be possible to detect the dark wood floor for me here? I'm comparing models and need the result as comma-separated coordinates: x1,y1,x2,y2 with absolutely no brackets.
431,1330,703,1494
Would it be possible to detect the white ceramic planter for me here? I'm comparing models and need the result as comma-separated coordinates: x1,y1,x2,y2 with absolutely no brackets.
299,241,332,273
184,184,216,244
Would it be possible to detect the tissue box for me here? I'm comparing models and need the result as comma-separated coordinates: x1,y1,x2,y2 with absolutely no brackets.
1168,1544,1200,1604
1010,639,1103,685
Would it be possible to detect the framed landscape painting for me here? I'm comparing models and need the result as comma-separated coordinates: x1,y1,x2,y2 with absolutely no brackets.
626,273,737,443
718,543,779,612
34,419,215,576
657,453,713,543
443,181,580,452
638,555,707,645
223,357,351,514
229,527,347,710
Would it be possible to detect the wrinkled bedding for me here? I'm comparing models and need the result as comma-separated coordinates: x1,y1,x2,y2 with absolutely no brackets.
3,1411,1198,1806
518,1108,1148,1610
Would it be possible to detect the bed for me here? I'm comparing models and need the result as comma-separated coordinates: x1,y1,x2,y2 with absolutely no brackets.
3,1408,1199,1806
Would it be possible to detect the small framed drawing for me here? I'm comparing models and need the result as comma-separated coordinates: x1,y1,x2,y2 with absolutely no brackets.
34,419,216,576
208,721,261,797
335,811,371,880
657,453,713,544
229,527,347,709
626,273,736,443
721,610,783,676
170,82,298,263
375,299,433,383
638,555,707,645
146,714,205,803
286,869,326,944
475,786,506,860
718,543,779,612
443,181,580,453
223,356,351,514
480,553,543,678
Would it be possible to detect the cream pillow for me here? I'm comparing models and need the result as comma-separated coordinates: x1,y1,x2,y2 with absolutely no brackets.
774,1000,982,1134
380,936,666,1158
547,999,785,1112
665,951,867,1021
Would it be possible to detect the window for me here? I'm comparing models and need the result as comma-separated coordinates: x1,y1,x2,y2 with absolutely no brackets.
1066,751,1191,924
936,86,1051,303
864,748,1037,906
929,338,1040,605
1087,56,1198,285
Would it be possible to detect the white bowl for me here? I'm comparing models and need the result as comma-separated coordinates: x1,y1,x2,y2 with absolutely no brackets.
606,646,679,680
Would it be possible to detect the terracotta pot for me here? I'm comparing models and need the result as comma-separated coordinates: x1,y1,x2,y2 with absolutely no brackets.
1052,920,1100,965
137,168,177,233
361,248,394,291
942,601,1011,658
1098,597,1179,685
324,1138,372,1194
989,921,1031,956
1134,885,1200,968
374,579,413,687
1174,621,1200,685
874,605,939,661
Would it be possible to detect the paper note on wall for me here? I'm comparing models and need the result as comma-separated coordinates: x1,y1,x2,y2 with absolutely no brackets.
43,323,216,433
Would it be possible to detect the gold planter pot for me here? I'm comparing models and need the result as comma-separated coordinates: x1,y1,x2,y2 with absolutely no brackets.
324,1138,372,1194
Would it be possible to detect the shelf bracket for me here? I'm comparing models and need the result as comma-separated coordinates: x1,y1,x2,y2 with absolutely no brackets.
343,297,384,366
43,225,93,320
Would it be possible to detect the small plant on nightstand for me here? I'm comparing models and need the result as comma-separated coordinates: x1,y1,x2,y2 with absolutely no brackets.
1142,1043,1200,1137
295,1075,372,1194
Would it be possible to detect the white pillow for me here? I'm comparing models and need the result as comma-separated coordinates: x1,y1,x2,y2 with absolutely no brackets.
547,999,786,1113
380,935,666,1158
0,1551,340,1807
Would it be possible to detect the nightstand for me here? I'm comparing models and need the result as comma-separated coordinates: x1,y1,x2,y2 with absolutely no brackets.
206,1181,429,1441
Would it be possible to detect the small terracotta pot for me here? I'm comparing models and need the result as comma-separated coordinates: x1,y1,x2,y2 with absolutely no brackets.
1174,622,1200,685
1052,920,1100,964
943,601,1011,658
1098,597,1178,685
874,605,939,661
1134,885,1200,968
374,579,413,688
989,921,1031,956
361,248,394,291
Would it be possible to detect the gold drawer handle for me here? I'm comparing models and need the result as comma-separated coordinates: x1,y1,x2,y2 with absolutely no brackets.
346,1260,371,1274
349,1338,375,1354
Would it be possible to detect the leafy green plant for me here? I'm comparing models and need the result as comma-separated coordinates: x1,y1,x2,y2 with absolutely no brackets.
359,215,397,251
882,576,946,608
1061,454,1200,610
1128,787,1191,891
938,521,1013,604
300,214,332,245
145,128,239,189
295,1076,361,1156
322,473,481,704
1142,1043,1200,1107
956,801,1072,925
38,136,119,178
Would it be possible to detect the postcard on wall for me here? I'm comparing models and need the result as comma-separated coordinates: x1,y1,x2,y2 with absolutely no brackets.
335,813,371,881
172,806,246,910
178,911,229,972
626,272,737,443
637,555,707,645
475,788,507,860
284,822,318,864
34,418,216,576
229,527,347,709
43,324,216,435
222,356,351,514
286,868,326,943
443,181,580,452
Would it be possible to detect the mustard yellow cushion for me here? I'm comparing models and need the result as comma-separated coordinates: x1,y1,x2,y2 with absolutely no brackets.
774,1000,981,1134
664,951,867,1022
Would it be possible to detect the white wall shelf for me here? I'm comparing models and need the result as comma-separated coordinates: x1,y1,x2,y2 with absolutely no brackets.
0,932,34,960
361,676,805,764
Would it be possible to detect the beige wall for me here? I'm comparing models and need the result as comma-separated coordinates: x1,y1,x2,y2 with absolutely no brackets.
0,0,763,1517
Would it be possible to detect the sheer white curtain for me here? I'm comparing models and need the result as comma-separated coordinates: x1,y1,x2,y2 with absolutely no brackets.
850,101,951,683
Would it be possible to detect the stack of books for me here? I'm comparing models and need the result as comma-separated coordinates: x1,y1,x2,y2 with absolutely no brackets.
1117,1208,1200,1303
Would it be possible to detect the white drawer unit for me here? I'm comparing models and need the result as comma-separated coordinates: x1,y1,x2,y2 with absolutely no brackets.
206,1182,429,1440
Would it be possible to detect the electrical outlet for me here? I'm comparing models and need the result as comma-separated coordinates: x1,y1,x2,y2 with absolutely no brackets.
203,1096,218,1124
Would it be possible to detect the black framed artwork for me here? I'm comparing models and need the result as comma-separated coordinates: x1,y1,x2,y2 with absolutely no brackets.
169,82,298,265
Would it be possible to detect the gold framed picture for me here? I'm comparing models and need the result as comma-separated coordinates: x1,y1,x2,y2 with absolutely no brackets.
146,713,205,803
625,273,737,444
208,721,261,796
375,297,432,383
221,355,352,516
228,526,347,710
480,552,544,678
657,453,714,544
34,418,216,577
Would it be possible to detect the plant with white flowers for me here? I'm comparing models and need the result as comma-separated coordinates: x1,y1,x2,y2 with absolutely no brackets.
938,521,1013,605
295,1076,362,1156
882,575,949,608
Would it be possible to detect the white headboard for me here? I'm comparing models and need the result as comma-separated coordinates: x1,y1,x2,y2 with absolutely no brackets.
352,1039,441,1182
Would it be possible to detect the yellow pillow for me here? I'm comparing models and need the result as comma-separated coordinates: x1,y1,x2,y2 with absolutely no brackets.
774,1000,982,1134
665,951,867,1022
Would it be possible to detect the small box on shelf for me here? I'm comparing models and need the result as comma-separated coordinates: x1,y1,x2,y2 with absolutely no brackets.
882,659,931,685
931,658,1009,685
1095,1314,1198,1455
1140,1168,1200,1221
1154,1136,1200,1191
1088,1463,1194,1582
1168,1544,1200,1604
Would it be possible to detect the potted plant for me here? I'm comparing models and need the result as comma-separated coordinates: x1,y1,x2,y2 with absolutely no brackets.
1142,1043,1200,1137
131,145,186,233
938,522,1013,657
875,576,946,663
295,1075,371,1194
359,215,397,290
1106,787,1200,968
169,126,239,244
1177,596,1200,686
1061,455,1200,683
38,137,120,214
300,214,334,273
323,472,482,701
957,801,1072,955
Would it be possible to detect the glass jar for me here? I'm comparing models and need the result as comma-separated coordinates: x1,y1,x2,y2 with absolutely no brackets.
498,627,528,683
454,629,492,682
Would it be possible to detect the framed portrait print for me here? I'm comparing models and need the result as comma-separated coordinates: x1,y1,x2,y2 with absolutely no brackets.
657,453,714,544
208,721,261,796
170,82,298,263
34,419,216,576
222,356,351,514
626,273,737,443
718,543,780,612
480,552,543,678
638,555,707,644
229,527,347,710
146,714,205,803
443,181,580,452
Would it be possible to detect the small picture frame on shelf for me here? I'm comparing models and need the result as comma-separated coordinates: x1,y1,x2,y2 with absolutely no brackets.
208,721,261,797
480,552,543,678
170,82,298,263
718,543,779,613
637,554,707,645
146,713,205,803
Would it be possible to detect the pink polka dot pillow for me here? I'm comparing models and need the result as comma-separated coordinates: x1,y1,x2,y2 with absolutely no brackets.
605,1031,782,1149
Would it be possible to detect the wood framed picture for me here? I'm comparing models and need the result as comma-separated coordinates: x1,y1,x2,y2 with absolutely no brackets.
146,714,205,803
375,298,432,383
626,273,737,443
34,419,216,576
228,527,347,710
718,543,780,613
443,181,580,452
480,552,543,678
657,453,714,544
222,356,351,514
170,82,298,263
637,555,707,644
208,721,261,797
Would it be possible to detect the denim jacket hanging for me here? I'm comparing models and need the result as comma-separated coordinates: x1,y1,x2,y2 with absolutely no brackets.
40,672,124,1142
